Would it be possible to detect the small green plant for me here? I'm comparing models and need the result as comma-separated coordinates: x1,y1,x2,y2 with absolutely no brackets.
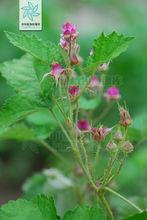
0,22,146,219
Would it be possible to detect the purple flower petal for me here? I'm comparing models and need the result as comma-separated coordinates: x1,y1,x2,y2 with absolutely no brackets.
77,120,91,132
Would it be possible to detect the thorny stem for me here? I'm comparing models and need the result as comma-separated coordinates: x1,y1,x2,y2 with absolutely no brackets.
75,103,79,144
79,137,93,181
52,97,67,121
107,154,126,184
50,109,73,147
59,79,66,114
50,105,98,191
49,73,141,220
103,152,118,185
104,187,143,212
98,191,115,220
94,143,101,178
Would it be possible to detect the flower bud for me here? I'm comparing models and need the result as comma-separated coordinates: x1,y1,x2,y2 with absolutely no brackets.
104,86,120,101
114,130,123,141
87,180,101,193
47,63,64,84
59,37,69,50
74,166,84,177
68,84,80,97
91,126,111,141
70,44,83,65
90,76,103,91
77,120,91,132
107,141,117,151
61,21,79,40
98,62,110,72
122,141,134,153
119,107,132,127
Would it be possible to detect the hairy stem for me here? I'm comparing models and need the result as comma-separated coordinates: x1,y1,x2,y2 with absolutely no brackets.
104,187,143,212
103,152,118,185
50,109,73,147
94,143,101,178
98,191,115,220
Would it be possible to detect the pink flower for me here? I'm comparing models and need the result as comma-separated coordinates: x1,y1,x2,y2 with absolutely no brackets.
91,126,111,141
91,76,103,91
59,37,69,50
50,63,64,83
68,84,80,96
77,120,91,132
91,76,99,87
104,86,120,101
61,21,78,39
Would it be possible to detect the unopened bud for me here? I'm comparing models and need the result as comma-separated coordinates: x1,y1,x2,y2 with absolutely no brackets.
98,62,109,72
107,141,117,152
70,44,83,65
122,141,134,153
74,166,84,177
119,107,132,127
114,130,123,141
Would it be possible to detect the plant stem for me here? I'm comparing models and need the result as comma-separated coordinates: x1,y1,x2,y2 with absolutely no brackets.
107,154,126,184
104,187,143,212
103,152,118,184
50,108,98,192
98,192,115,220
50,109,73,147
94,143,101,178
52,97,67,121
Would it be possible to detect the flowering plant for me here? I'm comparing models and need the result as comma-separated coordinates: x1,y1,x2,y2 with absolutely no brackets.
0,22,146,220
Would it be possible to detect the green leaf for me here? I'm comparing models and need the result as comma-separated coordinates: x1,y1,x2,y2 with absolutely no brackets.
122,211,147,220
132,114,147,132
5,31,64,65
85,32,134,74
33,58,55,104
0,54,41,96
63,204,105,220
0,199,42,220
27,107,65,140
0,123,36,141
78,96,101,110
32,195,58,220
128,113,147,142
0,195,58,220
0,95,44,133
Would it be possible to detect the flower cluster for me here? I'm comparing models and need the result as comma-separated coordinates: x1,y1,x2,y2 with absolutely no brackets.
59,21,82,65
44,22,133,155
77,119,111,141
77,106,133,152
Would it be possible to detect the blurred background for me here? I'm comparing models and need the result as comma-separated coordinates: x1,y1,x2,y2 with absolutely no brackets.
0,0,147,219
